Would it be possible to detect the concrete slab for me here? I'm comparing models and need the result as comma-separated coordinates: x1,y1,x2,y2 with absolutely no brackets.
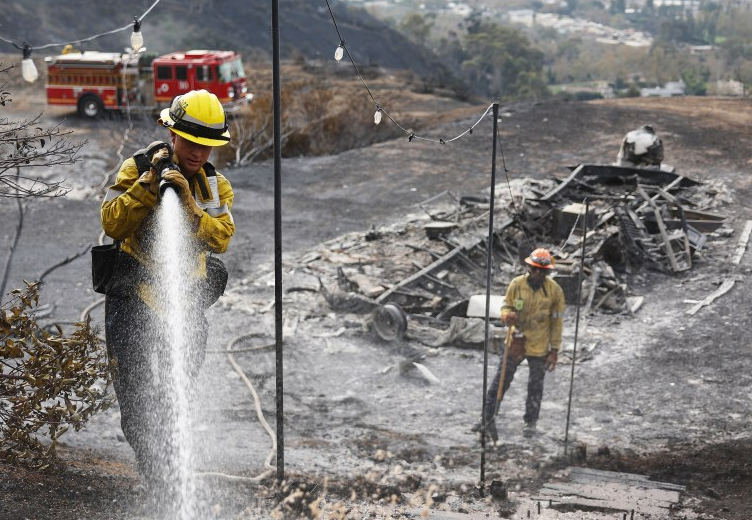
529,466,684,517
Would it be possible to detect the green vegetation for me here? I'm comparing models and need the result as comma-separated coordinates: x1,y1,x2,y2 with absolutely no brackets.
437,21,550,100
389,1,752,100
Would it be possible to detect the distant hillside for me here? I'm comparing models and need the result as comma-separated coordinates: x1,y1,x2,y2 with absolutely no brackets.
1,0,450,81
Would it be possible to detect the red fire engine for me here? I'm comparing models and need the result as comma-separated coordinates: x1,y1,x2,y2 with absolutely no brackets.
44,49,253,118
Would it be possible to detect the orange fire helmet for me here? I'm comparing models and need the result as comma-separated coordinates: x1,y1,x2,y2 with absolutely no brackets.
525,248,555,269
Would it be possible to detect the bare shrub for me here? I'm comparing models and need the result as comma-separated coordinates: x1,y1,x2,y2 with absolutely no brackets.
0,283,113,469
0,64,85,199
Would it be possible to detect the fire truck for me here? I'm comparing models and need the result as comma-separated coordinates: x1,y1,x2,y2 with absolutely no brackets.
44,49,253,118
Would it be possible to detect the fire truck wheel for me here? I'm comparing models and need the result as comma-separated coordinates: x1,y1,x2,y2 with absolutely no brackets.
78,95,104,119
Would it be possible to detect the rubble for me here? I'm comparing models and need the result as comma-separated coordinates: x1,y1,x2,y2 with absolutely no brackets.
283,162,731,348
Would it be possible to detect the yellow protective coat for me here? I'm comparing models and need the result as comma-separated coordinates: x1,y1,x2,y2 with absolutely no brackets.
500,274,565,357
101,156,235,304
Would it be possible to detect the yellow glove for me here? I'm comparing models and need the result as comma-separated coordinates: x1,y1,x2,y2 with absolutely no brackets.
149,145,171,170
160,170,204,221
138,169,159,195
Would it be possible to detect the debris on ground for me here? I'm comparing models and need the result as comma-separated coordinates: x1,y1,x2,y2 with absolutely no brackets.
270,161,733,349
534,466,686,518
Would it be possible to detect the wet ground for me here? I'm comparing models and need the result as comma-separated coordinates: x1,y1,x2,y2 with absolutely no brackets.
1,95,752,519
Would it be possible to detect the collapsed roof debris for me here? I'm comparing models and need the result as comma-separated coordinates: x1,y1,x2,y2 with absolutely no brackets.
282,156,732,348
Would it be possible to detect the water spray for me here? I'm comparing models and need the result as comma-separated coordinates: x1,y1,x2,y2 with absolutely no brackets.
155,188,199,518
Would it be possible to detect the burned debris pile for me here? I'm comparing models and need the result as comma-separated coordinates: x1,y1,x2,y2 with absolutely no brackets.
287,163,731,347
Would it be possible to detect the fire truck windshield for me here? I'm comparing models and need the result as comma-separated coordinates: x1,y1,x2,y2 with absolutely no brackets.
218,58,246,83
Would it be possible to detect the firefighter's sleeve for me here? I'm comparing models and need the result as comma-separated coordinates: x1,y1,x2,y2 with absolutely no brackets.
195,172,235,253
549,283,566,351
101,158,158,240
500,278,519,322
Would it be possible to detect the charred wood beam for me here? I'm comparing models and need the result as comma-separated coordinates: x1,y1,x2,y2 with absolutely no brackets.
496,235,519,266
447,257,486,286
686,279,736,315
594,283,627,312
566,191,629,201
614,206,665,271
579,164,698,188
402,243,444,260
569,177,613,196
437,237,488,279
583,264,601,315
376,244,474,304
380,290,432,313
637,186,691,272
417,190,459,220
634,176,685,213
410,261,462,296
564,211,616,258
582,265,620,290
732,220,752,265
540,164,585,202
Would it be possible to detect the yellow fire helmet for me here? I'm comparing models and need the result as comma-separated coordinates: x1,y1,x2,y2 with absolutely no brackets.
158,90,231,147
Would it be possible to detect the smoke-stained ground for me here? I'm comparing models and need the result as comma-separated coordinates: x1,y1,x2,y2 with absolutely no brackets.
1,94,751,519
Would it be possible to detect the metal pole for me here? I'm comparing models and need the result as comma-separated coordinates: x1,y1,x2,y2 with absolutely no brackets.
271,0,284,482
480,102,500,490
564,199,589,455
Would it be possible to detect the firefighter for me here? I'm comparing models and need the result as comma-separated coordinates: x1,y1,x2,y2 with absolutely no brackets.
474,248,565,441
100,89,235,490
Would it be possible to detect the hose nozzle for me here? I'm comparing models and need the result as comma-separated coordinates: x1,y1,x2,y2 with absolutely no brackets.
144,141,182,198
158,175,179,196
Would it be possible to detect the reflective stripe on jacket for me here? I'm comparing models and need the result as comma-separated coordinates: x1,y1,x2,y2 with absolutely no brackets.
500,274,565,357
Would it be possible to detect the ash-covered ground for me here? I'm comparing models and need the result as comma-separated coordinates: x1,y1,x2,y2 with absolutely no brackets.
1,95,751,520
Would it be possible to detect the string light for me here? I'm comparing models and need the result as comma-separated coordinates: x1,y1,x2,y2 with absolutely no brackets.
334,41,344,62
323,0,494,145
0,0,161,81
21,43,38,83
130,17,144,53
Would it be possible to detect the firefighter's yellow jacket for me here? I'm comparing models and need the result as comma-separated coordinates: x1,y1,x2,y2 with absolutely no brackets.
500,274,565,357
101,155,234,302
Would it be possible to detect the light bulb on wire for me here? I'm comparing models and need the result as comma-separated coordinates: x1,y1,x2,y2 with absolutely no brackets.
373,107,382,125
334,42,344,62
130,17,144,53
21,43,38,83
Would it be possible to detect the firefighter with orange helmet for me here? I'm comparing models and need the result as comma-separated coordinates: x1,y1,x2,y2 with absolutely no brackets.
474,247,565,442
100,90,235,493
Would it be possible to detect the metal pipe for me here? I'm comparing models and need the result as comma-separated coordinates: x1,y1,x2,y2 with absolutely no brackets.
271,0,284,483
564,199,589,454
480,102,500,491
